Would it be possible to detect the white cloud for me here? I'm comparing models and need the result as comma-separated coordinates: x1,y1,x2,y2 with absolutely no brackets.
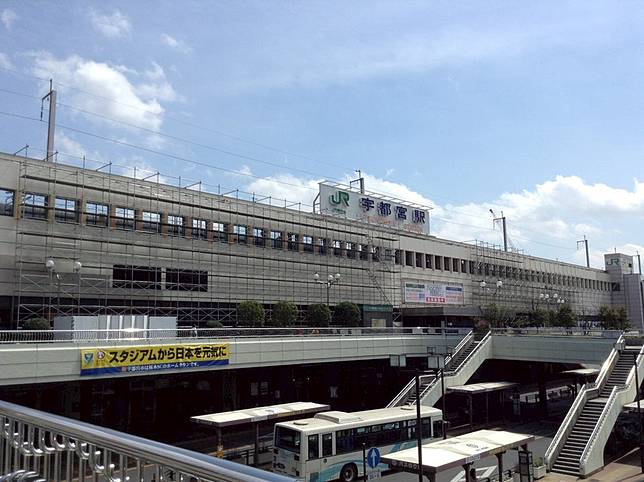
56,131,87,158
0,52,13,69
236,170,644,268
89,9,131,39
31,52,179,131
1,9,17,30
161,33,192,54
385,168,395,177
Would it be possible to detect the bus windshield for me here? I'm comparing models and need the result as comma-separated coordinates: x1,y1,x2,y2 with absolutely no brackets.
275,426,301,453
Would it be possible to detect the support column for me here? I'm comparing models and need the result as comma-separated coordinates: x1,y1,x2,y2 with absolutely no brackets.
254,422,260,466
538,364,548,417
463,463,472,482
469,394,473,430
496,452,505,481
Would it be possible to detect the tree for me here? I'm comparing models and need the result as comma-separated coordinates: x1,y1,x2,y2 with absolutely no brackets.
544,310,558,327
482,303,516,328
599,305,630,330
237,301,265,327
613,307,631,330
309,304,331,327
333,302,361,327
22,317,51,330
206,320,224,328
555,305,578,328
528,308,547,327
270,301,298,327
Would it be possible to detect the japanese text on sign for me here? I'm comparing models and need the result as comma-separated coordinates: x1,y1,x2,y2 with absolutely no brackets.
80,343,229,376
403,280,465,305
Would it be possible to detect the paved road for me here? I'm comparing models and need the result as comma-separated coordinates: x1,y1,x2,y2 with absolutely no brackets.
382,423,554,482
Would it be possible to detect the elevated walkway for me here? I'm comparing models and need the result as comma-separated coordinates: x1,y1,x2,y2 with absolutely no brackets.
546,335,644,478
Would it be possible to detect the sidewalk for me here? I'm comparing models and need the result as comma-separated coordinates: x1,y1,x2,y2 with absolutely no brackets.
541,448,644,481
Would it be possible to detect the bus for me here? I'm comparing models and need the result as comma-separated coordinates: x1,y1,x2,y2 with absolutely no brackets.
273,405,443,482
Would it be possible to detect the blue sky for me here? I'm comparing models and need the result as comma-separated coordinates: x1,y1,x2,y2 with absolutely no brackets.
1,1,643,268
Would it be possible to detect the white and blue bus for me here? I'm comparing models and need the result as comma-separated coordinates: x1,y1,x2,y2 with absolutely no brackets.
273,405,442,482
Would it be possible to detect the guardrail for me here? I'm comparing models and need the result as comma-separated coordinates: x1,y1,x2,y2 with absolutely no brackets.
0,327,470,344
491,327,621,338
0,399,297,482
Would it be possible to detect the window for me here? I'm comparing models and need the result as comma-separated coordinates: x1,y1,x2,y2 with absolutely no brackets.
394,250,402,265
54,197,78,223
444,257,452,271
275,427,300,453
234,225,247,244
288,233,299,251
142,211,162,233
469,261,475,274
192,218,208,239
115,207,135,230
271,230,283,249
452,258,458,272
372,246,381,262
612,282,621,292
425,254,433,269
435,256,442,270
416,252,423,268
333,240,342,257
213,222,228,242
322,433,333,457
168,215,185,237
303,235,313,253
86,202,108,226
319,238,327,255
405,251,414,266
359,244,368,260
253,227,265,247
346,242,355,259
308,435,319,460
22,192,48,219
166,269,208,291
460,259,467,273
0,189,14,216
112,265,161,289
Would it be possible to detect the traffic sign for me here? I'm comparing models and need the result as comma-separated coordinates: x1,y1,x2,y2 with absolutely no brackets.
367,447,381,468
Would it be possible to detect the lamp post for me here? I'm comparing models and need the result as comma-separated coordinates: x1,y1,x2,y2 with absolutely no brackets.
634,351,644,473
314,272,341,307
73,261,82,316
45,259,55,321
427,350,450,440
415,370,423,482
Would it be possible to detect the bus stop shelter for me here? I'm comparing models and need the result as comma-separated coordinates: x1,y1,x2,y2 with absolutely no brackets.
382,429,535,482
191,402,329,463
561,368,599,396
446,382,518,428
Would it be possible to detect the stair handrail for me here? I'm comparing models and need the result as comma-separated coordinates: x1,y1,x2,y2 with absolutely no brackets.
444,331,474,369
387,331,473,408
544,334,623,469
414,330,492,405
579,345,644,475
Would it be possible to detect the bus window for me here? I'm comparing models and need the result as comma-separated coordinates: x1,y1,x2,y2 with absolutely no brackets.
432,420,442,438
308,435,319,460
275,426,301,453
322,433,333,457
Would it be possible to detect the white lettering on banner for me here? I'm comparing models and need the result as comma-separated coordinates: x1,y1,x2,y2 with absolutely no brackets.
403,280,465,305
319,183,431,235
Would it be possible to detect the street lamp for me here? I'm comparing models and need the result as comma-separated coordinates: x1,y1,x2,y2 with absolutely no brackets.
314,272,341,307
45,259,61,320
73,261,82,316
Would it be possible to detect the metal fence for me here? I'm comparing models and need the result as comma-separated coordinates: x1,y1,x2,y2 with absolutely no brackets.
0,399,298,482
0,327,469,344
490,327,621,338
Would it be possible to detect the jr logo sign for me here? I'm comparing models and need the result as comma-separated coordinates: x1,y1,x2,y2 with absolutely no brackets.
329,191,350,207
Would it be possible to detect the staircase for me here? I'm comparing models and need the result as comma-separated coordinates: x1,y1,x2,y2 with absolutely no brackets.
550,347,638,476
445,339,480,372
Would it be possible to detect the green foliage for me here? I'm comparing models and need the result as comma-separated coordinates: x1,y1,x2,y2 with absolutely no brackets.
599,305,631,330
237,301,265,327
482,303,516,328
269,301,298,327
22,317,51,330
529,308,548,327
555,305,578,328
206,320,224,328
308,303,331,327
332,302,361,327
544,310,558,327
473,318,490,334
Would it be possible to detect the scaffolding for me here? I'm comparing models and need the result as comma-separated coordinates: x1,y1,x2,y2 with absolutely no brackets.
8,154,401,325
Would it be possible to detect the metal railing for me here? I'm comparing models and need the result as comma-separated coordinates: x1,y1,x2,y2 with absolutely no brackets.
490,327,621,338
0,399,297,482
0,327,470,345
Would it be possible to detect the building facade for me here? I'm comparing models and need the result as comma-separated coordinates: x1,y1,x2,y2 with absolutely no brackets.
0,152,641,328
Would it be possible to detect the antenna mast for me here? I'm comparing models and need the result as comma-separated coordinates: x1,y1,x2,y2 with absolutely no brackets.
41,79,57,161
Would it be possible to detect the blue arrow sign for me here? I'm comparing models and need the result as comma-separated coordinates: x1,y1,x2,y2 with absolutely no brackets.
367,447,381,469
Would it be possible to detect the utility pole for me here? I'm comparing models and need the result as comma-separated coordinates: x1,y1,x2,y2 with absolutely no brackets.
577,236,590,268
41,79,57,161
490,210,507,252
637,251,642,275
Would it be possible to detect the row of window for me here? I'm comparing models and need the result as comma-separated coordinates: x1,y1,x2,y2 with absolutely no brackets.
112,266,208,291
394,250,612,292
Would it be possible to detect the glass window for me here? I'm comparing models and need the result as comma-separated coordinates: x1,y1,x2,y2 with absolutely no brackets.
308,435,319,460
394,249,402,265
416,252,423,267
115,207,135,230
322,433,333,457
271,230,283,249
319,238,327,255
333,240,342,257
372,246,381,262
166,269,208,291
192,218,208,239
275,427,300,454
22,192,48,219
142,211,162,233
212,222,228,242
86,202,108,226
54,197,78,223
168,215,185,237
112,265,161,290
346,242,356,259
425,254,433,269
234,224,247,244
435,256,442,270
0,189,15,216
359,244,368,260
253,227,265,247
303,235,313,253
288,233,299,251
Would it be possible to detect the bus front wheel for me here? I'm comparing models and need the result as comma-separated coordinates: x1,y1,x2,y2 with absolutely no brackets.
340,463,358,482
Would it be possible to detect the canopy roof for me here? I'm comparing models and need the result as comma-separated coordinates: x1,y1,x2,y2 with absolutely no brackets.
446,382,518,395
382,429,535,474
191,402,330,428
561,368,599,377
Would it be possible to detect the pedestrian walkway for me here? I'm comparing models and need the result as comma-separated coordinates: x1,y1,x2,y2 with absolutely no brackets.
541,447,644,481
